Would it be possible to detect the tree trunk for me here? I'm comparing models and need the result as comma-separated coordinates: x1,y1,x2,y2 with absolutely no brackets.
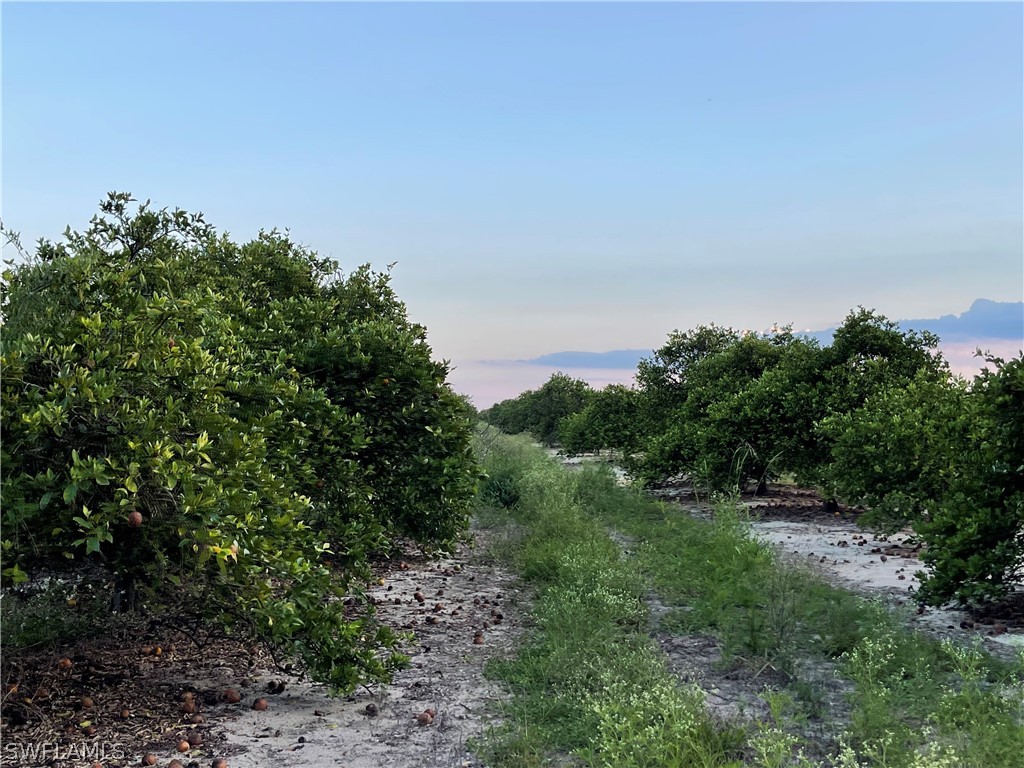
111,571,138,613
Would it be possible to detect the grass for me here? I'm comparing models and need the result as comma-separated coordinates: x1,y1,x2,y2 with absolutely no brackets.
473,428,745,767
471,429,1024,767
0,580,117,651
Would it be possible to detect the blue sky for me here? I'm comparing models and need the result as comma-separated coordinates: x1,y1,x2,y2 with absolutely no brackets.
3,2,1022,405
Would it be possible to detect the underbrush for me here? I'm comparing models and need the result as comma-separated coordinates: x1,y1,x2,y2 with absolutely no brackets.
473,428,745,767
473,429,1024,767
0,582,117,651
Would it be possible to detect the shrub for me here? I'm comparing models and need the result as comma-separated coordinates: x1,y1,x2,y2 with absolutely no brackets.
480,372,593,446
1,194,478,689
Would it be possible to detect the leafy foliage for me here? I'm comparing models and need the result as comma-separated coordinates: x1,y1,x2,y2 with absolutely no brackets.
914,354,1024,605
480,372,594,446
559,384,643,456
640,328,808,492
821,350,1024,605
633,310,946,494
824,371,971,531
481,305,1024,604
0,193,479,689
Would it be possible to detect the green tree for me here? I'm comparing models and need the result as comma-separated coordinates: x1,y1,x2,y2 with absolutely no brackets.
636,324,739,423
559,384,643,456
633,309,946,496
824,370,970,532
915,353,1024,605
1,194,478,690
636,328,801,492
481,372,594,446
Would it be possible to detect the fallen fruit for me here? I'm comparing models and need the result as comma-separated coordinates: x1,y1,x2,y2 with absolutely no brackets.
212,759,228,768
190,714,205,725
120,708,131,719
416,711,433,726
177,740,190,752
142,755,158,766
168,761,185,768
180,700,196,714
81,696,95,709
224,689,241,704
188,732,203,747
58,657,73,670
365,702,378,717
252,697,268,711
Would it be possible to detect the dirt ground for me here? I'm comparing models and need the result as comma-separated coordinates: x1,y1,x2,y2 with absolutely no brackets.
1,529,525,768
5,461,1021,768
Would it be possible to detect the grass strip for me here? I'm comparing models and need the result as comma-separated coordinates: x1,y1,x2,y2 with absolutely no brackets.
571,457,1024,767
472,429,1023,767
472,428,745,767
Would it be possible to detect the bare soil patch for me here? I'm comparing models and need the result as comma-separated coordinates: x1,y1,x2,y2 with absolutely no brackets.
1,528,525,768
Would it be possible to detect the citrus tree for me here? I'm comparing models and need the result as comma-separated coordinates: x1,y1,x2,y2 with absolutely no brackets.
480,372,594,446
826,353,1024,605
0,194,478,690
633,310,946,496
559,384,644,456
915,353,1024,605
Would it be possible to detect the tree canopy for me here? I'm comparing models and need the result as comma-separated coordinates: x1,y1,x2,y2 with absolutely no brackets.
1,194,480,690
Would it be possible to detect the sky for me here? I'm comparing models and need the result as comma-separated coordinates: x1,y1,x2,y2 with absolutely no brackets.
3,2,1022,406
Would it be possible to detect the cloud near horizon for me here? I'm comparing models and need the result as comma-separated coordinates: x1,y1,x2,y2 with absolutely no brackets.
494,299,1023,372
460,337,1021,410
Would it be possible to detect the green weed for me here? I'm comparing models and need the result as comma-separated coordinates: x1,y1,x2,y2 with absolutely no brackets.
473,432,743,767
472,431,1024,767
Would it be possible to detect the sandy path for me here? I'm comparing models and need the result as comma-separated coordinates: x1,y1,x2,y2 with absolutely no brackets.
213,532,524,768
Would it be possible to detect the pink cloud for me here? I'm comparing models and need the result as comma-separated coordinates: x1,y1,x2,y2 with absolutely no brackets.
448,362,635,410
452,338,1023,409
939,338,1023,379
